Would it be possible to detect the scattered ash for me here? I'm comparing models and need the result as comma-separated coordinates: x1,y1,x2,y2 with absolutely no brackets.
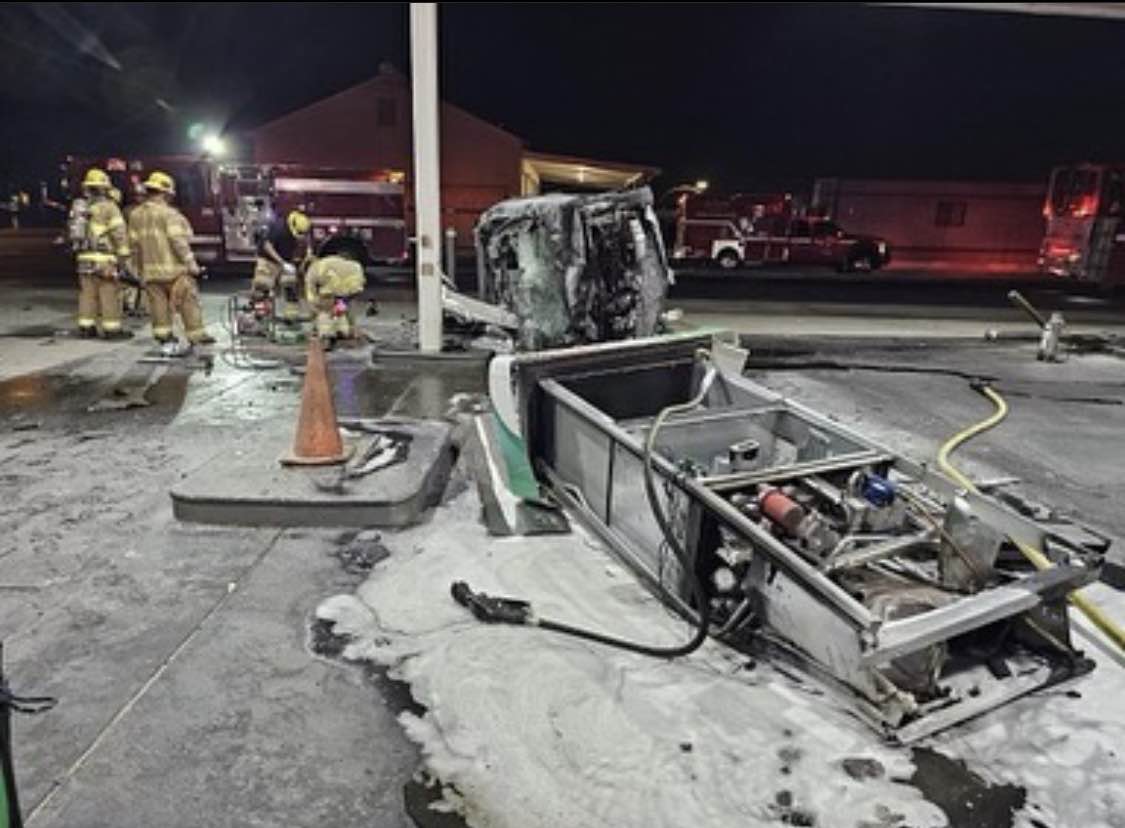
308,616,349,659
842,757,886,781
331,529,391,575
770,789,817,826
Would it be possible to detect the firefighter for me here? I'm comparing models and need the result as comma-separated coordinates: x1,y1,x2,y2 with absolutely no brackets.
108,187,142,318
128,171,214,348
67,168,131,339
252,209,311,320
304,252,366,349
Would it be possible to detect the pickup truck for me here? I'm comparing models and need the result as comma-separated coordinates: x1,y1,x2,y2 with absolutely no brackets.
711,216,891,272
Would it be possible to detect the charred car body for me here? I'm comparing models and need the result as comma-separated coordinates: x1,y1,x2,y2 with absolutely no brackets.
472,188,671,350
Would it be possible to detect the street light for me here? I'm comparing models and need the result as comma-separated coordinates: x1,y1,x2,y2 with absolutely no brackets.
200,133,227,158
660,180,711,204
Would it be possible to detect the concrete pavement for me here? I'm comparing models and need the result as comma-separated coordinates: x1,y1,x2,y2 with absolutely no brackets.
2,273,1123,828
1,307,424,827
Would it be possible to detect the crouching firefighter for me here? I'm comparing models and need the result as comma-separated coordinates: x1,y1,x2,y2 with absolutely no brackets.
305,253,366,349
128,171,214,350
68,168,131,339
252,209,311,321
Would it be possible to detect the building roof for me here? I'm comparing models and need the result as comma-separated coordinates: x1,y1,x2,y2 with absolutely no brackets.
253,63,523,148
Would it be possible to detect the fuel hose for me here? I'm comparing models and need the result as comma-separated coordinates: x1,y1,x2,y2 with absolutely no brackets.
938,384,1125,655
451,355,716,659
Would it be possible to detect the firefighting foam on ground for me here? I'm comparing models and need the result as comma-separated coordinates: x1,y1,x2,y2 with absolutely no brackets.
3,4,1125,828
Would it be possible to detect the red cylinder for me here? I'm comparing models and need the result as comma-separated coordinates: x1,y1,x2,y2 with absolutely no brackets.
759,488,805,535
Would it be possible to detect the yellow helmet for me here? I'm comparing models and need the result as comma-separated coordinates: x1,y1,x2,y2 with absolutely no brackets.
82,168,111,190
143,171,176,195
108,187,122,204
287,210,311,237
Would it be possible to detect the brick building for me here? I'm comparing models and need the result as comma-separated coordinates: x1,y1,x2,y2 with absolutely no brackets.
252,64,657,249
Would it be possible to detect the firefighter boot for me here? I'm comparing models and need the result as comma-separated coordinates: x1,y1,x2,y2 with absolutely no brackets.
98,276,128,339
173,274,214,345
77,272,100,337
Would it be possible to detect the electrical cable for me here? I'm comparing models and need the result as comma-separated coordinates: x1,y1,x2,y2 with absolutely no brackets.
938,383,1125,655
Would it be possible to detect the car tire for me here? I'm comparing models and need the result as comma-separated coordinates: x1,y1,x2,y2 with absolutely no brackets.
849,254,874,272
715,249,741,270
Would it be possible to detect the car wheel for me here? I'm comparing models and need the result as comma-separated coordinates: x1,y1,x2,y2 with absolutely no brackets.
716,250,741,270
851,254,874,272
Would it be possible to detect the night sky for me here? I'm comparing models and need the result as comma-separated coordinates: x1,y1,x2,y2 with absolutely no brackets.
2,3,1124,193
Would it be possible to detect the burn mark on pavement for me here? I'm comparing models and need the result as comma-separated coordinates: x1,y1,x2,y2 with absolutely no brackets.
908,746,1027,828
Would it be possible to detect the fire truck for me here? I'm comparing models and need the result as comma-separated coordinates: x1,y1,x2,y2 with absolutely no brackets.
670,191,792,263
670,190,891,272
1039,162,1125,289
62,156,408,269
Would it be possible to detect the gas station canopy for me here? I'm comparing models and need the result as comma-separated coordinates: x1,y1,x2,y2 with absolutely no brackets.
521,151,660,194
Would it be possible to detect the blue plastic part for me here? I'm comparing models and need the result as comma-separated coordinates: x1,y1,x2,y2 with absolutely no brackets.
861,473,896,508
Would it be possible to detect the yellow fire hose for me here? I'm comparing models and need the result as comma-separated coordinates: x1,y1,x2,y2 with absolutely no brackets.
938,384,1125,654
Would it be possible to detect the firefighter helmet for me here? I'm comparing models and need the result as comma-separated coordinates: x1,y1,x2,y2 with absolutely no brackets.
108,187,122,204
82,168,111,190
287,210,311,237
143,171,176,195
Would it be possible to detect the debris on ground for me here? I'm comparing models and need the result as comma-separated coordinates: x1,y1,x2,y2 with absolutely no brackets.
842,757,887,781
340,426,414,479
332,529,392,575
85,385,150,412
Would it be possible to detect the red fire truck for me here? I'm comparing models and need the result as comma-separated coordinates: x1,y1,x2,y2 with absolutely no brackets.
62,156,408,269
671,190,891,272
1039,162,1125,289
671,191,793,263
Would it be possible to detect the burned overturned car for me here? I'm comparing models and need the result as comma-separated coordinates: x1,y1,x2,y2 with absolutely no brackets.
471,188,671,351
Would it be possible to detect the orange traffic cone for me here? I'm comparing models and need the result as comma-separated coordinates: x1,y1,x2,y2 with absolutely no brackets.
280,338,353,466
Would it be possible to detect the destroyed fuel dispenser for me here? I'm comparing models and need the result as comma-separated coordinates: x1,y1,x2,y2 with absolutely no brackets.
494,333,1106,741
